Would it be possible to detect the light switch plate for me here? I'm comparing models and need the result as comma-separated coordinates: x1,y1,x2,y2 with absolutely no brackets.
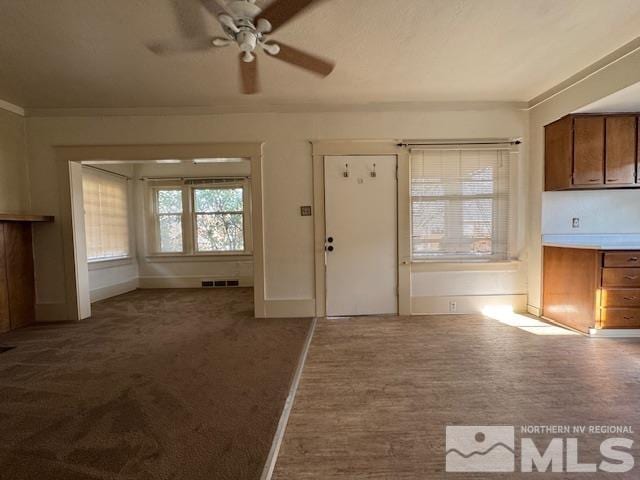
300,206,312,216
572,217,580,228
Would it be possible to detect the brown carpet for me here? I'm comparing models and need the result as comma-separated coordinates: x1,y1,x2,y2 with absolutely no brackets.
0,288,311,480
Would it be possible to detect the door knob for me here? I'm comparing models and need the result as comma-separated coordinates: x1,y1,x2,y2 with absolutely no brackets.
327,237,334,243
327,245,334,252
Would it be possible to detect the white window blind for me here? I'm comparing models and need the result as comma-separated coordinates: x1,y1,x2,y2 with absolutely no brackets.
82,169,130,261
411,147,511,261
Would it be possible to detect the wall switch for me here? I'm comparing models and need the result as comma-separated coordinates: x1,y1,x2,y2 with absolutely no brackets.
300,206,312,216
572,217,580,228
449,301,457,313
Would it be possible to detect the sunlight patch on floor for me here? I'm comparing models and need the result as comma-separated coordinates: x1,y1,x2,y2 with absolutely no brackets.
481,306,579,336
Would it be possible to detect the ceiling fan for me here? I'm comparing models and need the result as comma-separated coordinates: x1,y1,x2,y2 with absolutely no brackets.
148,0,335,94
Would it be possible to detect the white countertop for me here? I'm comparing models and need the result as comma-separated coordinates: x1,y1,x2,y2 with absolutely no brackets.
542,234,640,250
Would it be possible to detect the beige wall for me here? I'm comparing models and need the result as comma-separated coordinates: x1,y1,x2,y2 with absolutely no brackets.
0,109,29,212
26,107,527,318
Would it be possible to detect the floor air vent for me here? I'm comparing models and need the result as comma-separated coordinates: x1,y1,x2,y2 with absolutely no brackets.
201,280,240,288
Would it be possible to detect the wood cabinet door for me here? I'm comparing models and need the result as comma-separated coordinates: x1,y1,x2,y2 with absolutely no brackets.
4,223,35,329
544,116,573,191
573,116,605,186
0,224,10,334
606,116,636,185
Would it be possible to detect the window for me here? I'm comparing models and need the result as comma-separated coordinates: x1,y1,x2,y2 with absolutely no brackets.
411,147,511,261
82,168,130,261
151,180,250,255
194,188,244,252
155,189,183,253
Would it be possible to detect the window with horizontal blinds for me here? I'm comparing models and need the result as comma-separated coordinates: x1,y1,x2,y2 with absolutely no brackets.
82,169,130,261
410,147,511,261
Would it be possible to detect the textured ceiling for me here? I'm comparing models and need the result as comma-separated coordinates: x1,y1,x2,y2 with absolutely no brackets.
1,0,640,109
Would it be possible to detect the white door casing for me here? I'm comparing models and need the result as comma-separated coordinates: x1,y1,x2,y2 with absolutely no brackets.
324,155,397,316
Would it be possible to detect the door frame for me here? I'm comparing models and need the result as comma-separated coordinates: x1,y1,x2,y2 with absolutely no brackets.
54,142,266,320
311,140,411,317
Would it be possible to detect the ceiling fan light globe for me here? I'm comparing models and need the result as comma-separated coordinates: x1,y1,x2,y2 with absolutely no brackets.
262,42,280,55
242,51,255,63
217,14,239,33
256,18,272,33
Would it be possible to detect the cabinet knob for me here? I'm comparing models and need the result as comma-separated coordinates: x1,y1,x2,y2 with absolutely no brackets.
624,275,639,280
623,297,637,301
624,316,634,320
628,257,638,262
588,179,600,182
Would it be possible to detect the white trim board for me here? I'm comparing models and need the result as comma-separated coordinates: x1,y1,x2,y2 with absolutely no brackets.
589,328,640,338
0,98,25,116
90,278,138,303
138,275,253,289
264,299,316,318
260,317,317,480
412,294,527,315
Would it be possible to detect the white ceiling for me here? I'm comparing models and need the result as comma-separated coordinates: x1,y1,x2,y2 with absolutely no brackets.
2,0,640,109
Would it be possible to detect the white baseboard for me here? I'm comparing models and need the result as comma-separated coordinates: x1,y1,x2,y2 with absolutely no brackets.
138,275,253,289
90,278,139,303
411,294,527,315
35,302,70,322
527,304,542,317
264,298,316,318
589,328,640,338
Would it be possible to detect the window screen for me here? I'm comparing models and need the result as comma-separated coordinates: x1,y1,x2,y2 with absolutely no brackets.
82,169,130,261
411,147,511,261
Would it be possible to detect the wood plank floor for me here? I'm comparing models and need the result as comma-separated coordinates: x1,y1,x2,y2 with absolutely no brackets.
272,314,640,479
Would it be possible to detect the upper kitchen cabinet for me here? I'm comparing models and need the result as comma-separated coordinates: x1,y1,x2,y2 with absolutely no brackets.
573,116,604,186
544,114,639,191
545,116,573,191
606,116,637,185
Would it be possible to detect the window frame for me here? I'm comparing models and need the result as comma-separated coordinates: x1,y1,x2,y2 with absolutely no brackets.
148,179,252,257
410,146,515,264
82,167,132,263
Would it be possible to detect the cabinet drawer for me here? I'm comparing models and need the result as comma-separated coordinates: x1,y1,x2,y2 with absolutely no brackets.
601,308,640,328
602,268,640,287
603,252,640,267
602,289,640,307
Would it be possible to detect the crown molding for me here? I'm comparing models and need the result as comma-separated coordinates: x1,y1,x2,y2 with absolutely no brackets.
0,98,25,117
25,101,527,118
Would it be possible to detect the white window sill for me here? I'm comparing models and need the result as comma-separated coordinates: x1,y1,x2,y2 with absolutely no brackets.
145,253,253,263
411,259,522,273
88,256,134,270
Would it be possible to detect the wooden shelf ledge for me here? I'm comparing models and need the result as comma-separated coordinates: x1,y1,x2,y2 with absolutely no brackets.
0,213,54,222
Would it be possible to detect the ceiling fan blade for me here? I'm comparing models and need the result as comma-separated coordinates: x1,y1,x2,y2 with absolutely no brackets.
256,0,323,34
239,53,260,94
147,37,214,56
266,41,334,77
172,0,208,39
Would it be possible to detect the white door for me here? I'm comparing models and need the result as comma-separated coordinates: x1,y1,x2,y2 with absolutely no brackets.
324,155,397,316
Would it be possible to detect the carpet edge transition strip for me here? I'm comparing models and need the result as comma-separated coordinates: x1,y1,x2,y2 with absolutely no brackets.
260,317,317,480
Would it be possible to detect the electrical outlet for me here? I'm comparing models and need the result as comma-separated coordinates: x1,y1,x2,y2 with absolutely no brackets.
449,301,457,313
572,217,580,229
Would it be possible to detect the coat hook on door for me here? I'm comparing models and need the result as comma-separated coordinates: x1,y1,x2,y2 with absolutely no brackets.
370,163,377,178
343,163,350,178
